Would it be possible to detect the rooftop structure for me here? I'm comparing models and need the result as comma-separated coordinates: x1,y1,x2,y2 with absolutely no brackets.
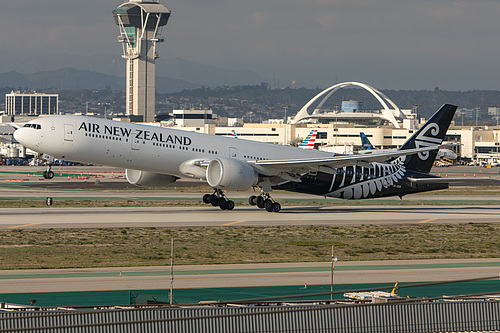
291,82,408,128
172,109,215,127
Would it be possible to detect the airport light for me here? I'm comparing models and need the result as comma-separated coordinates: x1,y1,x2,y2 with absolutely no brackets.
331,245,337,301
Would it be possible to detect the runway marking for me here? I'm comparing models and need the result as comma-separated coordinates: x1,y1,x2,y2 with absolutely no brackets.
222,220,246,226
418,218,438,224
8,223,40,229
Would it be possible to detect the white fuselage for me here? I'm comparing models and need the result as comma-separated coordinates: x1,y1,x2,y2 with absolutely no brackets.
14,115,332,180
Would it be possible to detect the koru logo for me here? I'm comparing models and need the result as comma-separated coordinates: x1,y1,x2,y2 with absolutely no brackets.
415,123,441,160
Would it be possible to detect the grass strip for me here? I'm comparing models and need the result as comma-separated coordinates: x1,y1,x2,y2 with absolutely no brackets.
0,224,499,270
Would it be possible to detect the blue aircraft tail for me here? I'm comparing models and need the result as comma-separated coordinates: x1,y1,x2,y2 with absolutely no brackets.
398,104,457,173
360,132,374,150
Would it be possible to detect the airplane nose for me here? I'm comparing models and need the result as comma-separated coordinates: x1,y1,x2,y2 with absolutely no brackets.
13,128,25,143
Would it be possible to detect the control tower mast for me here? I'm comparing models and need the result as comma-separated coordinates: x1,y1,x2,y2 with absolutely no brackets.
113,0,171,122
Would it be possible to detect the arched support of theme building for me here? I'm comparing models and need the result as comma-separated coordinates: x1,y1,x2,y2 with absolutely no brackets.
291,82,406,128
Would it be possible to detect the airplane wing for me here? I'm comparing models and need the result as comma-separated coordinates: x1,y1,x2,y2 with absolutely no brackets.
251,146,439,176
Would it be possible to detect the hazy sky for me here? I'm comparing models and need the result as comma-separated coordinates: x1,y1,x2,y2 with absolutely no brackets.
1,0,500,90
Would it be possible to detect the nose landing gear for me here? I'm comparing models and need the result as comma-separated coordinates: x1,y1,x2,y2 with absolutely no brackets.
202,189,235,210
42,165,54,179
249,193,281,213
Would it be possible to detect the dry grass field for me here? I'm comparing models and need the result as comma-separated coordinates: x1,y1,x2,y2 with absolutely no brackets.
1,224,499,269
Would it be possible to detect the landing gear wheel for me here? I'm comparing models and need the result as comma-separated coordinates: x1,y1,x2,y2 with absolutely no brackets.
256,196,265,209
43,165,54,179
204,189,235,211
210,194,219,206
42,171,54,179
217,197,226,207
203,194,211,204
253,192,282,213
225,200,235,210
264,199,274,212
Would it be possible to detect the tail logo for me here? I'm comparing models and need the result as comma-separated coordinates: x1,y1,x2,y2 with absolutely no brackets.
415,123,441,160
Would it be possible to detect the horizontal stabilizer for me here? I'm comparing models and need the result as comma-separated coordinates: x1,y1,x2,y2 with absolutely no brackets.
408,176,500,186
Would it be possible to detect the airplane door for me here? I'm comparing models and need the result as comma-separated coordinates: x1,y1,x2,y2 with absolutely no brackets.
131,130,141,150
64,124,74,141
229,147,237,159
130,131,142,150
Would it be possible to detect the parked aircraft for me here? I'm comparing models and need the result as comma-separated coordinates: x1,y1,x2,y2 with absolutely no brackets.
14,104,458,212
360,132,374,151
298,129,318,149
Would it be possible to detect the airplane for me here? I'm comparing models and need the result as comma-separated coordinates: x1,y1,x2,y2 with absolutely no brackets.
298,129,318,149
14,104,458,213
436,148,457,160
231,130,238,138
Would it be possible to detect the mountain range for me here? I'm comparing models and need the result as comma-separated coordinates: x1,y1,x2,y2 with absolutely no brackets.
0,52,265,93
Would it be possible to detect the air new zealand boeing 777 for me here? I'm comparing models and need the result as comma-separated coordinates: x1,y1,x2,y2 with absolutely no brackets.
14,104,457,212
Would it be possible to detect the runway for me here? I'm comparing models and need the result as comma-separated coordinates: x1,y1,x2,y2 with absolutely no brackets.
2,166,500,299
1,259,500,294
1,205,500,229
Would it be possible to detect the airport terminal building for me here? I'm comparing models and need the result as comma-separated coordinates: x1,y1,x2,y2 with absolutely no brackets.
5,91,58,116
3,82,500,164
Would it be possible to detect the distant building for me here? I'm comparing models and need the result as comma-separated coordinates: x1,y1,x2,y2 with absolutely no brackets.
488,106,500,124
172,109,214,127
457,107,482,124
5,91,58,116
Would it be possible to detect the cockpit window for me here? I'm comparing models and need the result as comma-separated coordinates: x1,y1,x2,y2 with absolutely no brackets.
23,123,41,130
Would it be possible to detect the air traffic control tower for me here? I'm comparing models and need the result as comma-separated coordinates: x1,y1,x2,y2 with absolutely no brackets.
113,1,170,122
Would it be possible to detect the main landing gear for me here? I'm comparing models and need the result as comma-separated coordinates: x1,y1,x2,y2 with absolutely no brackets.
248,193,281,213
202,189,235,210
42,165,54,180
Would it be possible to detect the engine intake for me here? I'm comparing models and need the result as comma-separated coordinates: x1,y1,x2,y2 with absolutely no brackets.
206,158,258,191
125,169,178,187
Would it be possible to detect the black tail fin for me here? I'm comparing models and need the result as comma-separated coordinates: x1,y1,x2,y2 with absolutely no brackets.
398,104,457,173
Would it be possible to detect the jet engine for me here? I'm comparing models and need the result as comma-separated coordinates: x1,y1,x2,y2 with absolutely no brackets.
125,169,178,187
206,158,258,191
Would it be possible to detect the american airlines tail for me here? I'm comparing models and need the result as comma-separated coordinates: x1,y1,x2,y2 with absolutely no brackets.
298,129,318,149
398,104,457,173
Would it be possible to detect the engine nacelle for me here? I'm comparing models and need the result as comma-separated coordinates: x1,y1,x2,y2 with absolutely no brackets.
206,158,258,191
125,169,178,187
